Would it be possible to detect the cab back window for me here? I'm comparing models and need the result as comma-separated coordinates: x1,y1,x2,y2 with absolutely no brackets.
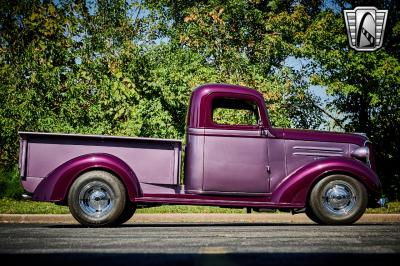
212,98,259,126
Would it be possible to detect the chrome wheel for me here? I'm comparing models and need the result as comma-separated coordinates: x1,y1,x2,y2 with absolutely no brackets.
307,174,367,225
322,182,356,216
69,170,128,227
78,181,114,218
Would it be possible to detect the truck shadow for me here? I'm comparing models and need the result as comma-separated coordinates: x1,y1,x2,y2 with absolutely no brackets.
48,222,388,228
1,252,399,266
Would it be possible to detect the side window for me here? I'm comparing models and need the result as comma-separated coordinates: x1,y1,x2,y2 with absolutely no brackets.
212,97,259,126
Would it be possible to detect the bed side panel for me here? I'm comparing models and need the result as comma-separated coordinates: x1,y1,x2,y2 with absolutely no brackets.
24,135,181,193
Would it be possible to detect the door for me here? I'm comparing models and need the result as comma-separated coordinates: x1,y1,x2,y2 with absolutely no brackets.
202,95,269,194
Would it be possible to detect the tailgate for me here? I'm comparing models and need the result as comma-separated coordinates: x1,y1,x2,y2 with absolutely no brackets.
18,135,28,179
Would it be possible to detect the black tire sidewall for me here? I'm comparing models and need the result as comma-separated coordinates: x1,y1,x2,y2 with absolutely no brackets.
115,202,137,225
305,207,322,224
309,175,367,225
68,170,126,227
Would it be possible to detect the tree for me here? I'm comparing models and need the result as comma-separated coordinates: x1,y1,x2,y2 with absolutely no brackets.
300,3,400,198
145,0,325,128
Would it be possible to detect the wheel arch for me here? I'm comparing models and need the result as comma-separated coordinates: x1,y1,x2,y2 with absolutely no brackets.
32,153,142,203
271,157,381,206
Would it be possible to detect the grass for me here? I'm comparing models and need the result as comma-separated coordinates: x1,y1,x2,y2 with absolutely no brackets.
138,205,245,214
0,198,70,214
366,201,400,214
0,198,399,214
0,198,245,214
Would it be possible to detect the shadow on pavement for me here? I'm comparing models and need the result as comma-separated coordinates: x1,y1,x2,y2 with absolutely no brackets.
1,252,399,266
47,222,389,228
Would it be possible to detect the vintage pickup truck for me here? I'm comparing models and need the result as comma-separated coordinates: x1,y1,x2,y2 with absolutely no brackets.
19,84,383,226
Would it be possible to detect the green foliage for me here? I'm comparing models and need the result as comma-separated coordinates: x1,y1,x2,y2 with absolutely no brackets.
365,201,400,214
0,166,24,199
213,107,258,126
300,7,400,199
146,0,324,129
0,198,246,214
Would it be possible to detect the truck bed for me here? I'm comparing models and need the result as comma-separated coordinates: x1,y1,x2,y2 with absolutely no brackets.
19,132,182,194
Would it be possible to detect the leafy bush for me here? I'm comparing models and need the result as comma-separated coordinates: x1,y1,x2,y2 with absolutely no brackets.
0,166,24,199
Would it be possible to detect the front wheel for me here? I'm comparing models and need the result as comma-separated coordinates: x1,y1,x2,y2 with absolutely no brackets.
306,175,368,225
115,202,136,225
68,170,127,227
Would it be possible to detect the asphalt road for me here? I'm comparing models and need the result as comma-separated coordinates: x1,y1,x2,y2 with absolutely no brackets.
1,223,399,266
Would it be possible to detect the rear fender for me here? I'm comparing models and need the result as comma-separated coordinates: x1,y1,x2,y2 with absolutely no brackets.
32,153,141,202
271,157,381,205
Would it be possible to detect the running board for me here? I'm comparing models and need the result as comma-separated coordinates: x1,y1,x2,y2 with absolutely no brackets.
134,195,304,209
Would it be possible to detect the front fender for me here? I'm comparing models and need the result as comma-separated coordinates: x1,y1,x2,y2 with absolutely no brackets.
32,153,141,202
271,157,381,205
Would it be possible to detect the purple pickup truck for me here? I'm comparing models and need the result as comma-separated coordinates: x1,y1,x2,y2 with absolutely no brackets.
19,84,383,226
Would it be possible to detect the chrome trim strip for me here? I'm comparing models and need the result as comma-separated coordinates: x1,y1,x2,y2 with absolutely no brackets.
293,152,344,157
188,127,261,137
18,131,182,143
187,128,205,135
363,139,371,146
293,146,344,152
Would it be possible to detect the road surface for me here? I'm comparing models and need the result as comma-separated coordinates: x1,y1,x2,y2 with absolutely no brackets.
0,222,399,266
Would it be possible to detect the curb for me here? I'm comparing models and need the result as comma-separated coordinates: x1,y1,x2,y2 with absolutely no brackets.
0,213,399,224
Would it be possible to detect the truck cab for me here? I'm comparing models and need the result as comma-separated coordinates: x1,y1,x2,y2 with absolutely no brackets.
19,83,383,226
185,84,271,195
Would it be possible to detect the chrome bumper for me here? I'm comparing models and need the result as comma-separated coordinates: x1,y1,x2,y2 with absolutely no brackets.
378,197,389,208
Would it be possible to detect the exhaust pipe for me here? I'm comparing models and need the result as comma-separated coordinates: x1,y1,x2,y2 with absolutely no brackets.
21,194,32,200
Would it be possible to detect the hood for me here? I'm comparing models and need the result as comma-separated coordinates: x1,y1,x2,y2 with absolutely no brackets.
270,128,367,147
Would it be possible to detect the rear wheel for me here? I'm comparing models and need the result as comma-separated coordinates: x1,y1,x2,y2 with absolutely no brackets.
68,170,127,227
307,174,368,225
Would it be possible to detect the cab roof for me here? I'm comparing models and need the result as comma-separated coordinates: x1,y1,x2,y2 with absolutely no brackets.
187,84,267,128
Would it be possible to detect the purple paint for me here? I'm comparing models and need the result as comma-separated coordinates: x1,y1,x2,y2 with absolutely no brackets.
271,157,381,204
32,153,142,202
188,84,271,129
19,83,382,213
